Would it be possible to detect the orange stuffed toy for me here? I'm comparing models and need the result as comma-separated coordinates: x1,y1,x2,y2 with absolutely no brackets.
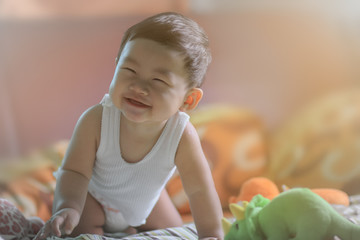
230,177,350,206
229,177,279,203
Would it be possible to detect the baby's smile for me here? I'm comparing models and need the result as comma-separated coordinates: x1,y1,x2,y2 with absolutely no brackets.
125,97,151,108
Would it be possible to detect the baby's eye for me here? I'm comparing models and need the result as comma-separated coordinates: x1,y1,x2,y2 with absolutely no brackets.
153,78,168,85
123,67,136,74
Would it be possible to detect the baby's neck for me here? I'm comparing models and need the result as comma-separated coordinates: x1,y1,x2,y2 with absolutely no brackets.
120,114,167,138
119,115,168,163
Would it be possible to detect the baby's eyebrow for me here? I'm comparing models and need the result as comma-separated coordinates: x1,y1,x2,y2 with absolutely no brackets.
154,68,171,78
122,56,139,66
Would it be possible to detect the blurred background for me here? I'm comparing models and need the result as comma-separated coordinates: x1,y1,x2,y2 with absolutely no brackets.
1,0,360,159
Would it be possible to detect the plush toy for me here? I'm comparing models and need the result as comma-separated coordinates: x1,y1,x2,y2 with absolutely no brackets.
229,177,350,207
229,177,279,203
222,188,360,240
0,199,44,240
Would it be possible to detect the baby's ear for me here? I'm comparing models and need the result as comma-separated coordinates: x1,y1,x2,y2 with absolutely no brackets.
180,88,203,112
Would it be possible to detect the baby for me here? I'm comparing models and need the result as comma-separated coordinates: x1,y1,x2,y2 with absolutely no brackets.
35,12,223,239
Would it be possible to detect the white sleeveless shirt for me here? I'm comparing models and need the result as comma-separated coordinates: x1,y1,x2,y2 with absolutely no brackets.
87,94,189,226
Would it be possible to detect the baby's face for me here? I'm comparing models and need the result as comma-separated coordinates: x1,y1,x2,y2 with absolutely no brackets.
109,38,190,124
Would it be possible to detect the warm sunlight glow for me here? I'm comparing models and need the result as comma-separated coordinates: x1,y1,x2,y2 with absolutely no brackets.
0,0,189,19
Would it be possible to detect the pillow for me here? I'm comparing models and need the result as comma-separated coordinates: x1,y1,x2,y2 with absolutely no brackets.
167,105,268,212
267,89,360,194
0,199,44,239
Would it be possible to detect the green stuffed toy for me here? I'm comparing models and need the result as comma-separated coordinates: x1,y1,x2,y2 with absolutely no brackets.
222,188,360,240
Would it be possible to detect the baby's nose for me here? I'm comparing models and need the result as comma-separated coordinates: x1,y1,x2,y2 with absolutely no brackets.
129,81,148,95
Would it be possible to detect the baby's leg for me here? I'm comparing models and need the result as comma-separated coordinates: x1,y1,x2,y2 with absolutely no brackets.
137,189,183,232
70,192,105,236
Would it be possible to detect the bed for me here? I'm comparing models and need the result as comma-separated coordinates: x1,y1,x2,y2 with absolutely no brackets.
0,161,359,240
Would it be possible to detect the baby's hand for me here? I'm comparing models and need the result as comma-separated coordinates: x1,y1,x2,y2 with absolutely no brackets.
34,208,80,240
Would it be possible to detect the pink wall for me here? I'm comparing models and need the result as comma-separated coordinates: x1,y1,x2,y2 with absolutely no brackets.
0,16,141,157
1,9,359,159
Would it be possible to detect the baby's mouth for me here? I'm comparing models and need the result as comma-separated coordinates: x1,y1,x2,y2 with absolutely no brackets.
125,98,150,108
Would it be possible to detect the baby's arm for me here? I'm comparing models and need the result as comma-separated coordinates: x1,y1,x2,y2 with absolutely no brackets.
53,105,101,213
175,123,223,239
35,105,102,239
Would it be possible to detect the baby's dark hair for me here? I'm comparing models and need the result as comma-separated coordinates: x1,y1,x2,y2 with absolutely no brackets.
116,12,211,88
